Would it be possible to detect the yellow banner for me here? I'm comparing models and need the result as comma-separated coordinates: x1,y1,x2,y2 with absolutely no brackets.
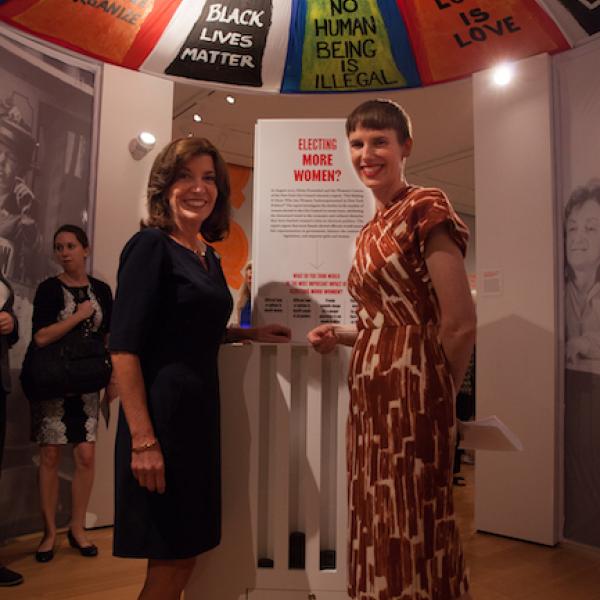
300,0,406,91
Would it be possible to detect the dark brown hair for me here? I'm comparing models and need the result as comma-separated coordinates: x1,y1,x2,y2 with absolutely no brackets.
144,137,230,242
53,224,89,249
345,99,412,144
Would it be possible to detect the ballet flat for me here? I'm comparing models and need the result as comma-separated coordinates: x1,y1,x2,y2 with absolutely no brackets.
67,529,98,557
35,548,54,563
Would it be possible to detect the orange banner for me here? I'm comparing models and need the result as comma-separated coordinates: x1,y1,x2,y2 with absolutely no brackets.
2,0,181,67
397,0,570,85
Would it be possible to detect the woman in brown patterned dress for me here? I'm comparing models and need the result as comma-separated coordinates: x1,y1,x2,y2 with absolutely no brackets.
308,99,476,600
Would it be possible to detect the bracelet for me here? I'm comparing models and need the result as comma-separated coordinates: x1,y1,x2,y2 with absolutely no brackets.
131,439,158,453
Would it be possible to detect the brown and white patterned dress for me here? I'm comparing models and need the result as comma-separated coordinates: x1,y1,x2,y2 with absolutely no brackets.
346,186,469,600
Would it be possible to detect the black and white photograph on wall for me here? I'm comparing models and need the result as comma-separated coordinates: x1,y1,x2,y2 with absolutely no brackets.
563,180,600,548
556,35,600,549
0,27,100,540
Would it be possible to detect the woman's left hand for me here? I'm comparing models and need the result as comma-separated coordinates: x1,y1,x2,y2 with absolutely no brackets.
0,311,15,335
255,324,292,343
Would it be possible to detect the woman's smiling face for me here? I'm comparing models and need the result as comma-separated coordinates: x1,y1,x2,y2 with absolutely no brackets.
347,126,412,194
167,153,218,230
566,199,600,273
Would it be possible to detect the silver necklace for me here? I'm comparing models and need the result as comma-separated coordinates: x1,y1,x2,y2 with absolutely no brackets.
170,235,206,258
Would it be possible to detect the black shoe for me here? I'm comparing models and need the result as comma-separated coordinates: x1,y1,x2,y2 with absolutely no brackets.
35,548,54,563
0,566,24,586
67,529,98,557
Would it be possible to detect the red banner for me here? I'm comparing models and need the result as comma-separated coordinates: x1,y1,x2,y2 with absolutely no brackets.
397,0,570,85
0,0,182,68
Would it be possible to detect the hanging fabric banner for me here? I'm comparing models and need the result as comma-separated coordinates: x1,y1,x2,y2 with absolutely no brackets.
141,0,290,92
397,0,570,85
164,0,273,87
1,0,183,66
0,0,584,92
557,0,600,35
281,0,420,92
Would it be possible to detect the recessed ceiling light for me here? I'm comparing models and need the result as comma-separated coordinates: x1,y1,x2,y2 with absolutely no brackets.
226,95,236,105
193,113,202,122
492,63,514,86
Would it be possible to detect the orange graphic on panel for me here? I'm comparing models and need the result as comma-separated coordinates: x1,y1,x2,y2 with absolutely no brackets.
13,0,156,63
203,164,251,290
210,220,248,290
397,0,569,85
228,164,251,210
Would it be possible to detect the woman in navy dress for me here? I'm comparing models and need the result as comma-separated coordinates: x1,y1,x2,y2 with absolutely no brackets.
109,137,289,599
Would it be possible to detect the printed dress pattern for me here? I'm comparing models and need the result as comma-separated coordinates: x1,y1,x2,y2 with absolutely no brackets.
346,186,470,600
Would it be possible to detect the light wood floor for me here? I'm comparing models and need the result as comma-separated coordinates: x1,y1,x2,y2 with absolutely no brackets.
1,466,600,599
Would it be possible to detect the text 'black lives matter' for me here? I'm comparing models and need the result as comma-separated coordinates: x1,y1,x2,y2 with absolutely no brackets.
165,1,273,86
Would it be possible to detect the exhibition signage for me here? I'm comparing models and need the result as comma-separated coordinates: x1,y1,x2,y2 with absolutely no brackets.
252,119,369,342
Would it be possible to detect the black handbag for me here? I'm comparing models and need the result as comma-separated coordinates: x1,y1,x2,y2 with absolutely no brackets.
21,289,112,399
22,326,112,399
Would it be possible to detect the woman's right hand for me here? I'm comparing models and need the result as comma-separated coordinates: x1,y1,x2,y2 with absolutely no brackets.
307,324,338,354
75,300,95,322
131,442,166,494
0,311,15,335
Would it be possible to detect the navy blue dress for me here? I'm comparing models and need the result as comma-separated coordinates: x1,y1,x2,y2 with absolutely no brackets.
110,228,233,559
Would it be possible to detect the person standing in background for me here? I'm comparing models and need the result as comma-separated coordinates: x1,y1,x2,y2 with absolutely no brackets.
0,271,23,586
21,225,114,563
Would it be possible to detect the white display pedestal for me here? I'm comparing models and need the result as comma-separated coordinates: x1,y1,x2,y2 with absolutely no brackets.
186,343,351,600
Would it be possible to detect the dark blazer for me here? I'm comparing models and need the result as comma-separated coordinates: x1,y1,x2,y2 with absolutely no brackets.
0,273,19,393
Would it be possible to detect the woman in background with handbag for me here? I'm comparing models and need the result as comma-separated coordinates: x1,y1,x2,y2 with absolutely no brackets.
22,224,114,563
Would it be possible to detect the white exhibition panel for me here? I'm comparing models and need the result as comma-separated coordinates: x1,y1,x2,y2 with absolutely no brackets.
473,53,559,545
252,119,371,342
186,344,350,599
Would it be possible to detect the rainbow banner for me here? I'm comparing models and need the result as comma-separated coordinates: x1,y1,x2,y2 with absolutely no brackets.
0,0,578,92
282,0,420,92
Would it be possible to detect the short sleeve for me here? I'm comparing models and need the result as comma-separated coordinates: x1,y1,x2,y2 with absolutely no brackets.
409,188,469,258
109,229,168,354
31,278,63,334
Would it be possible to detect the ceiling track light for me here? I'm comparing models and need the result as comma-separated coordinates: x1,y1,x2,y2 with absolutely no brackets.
128,131,156,160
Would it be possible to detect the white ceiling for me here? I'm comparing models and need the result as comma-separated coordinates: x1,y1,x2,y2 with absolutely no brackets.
172,77,475,215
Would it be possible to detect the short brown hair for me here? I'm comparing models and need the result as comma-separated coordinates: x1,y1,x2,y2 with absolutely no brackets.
345,99,412,144
144,137,230,242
